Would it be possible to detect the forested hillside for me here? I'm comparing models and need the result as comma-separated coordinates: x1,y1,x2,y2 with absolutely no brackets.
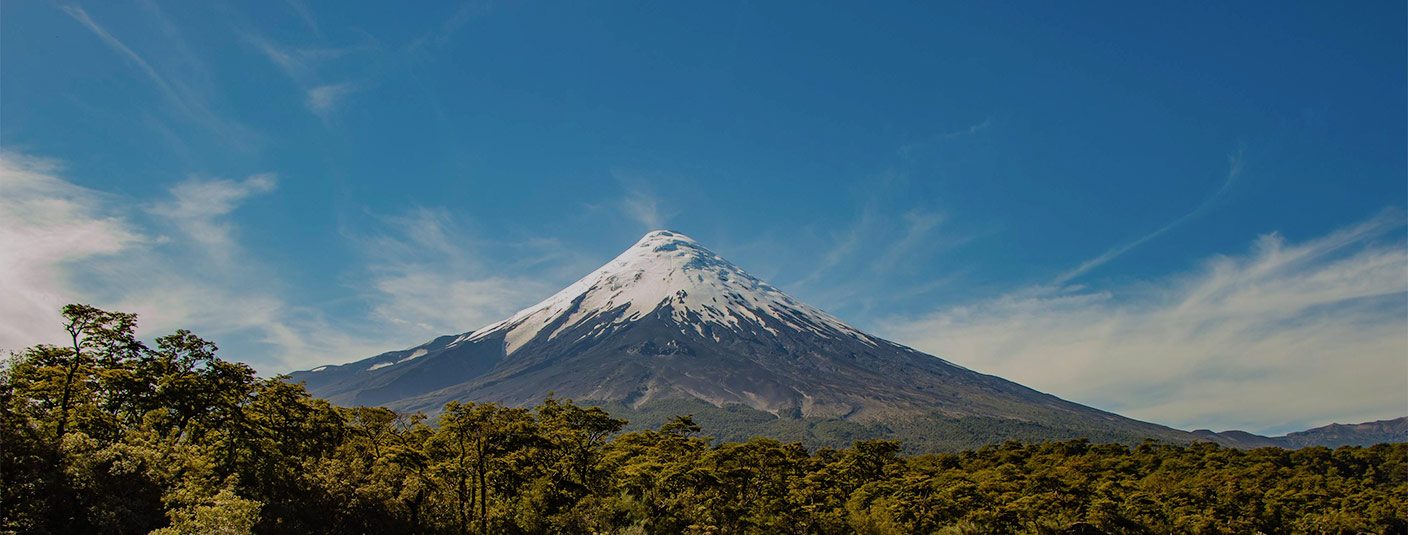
3,306,1405,535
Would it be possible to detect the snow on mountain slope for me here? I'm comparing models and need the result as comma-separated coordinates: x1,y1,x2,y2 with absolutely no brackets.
459,230,878,356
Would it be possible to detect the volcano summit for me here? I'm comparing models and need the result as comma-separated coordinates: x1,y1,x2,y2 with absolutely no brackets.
292,231,1192,449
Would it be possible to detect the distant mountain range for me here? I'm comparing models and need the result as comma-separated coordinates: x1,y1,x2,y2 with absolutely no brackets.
1193,417,1408,449
290,231,1405,452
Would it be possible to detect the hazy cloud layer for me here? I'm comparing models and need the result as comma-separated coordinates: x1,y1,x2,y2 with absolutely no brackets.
880,212,1408,435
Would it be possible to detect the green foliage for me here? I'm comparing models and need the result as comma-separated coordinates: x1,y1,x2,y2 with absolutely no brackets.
3,305,1405,534
149,485,261,535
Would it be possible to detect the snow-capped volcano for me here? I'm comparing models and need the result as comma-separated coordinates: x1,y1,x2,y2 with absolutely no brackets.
291,231,1190,447
462,230,877,357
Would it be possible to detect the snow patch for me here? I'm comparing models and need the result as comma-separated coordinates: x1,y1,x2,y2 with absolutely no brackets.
397,348,429,363
366,348,432,372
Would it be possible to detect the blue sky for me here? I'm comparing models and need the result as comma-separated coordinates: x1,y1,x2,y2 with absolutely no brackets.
2,1,1404,435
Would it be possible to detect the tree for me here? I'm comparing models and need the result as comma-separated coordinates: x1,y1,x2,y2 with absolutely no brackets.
428,402,536,534
56,304,140,442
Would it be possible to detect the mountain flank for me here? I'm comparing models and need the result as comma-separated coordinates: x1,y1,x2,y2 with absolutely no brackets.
290,231,1395,452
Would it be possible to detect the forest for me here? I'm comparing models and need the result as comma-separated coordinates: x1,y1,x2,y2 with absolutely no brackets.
3,305,1405,535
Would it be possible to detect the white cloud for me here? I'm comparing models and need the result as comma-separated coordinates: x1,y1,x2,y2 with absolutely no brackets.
880,211,1408,434
147,174,276,254
4,164,592,372
0,151,398,372
0,153,142,351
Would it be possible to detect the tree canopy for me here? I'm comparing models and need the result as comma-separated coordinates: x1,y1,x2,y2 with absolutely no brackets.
3,305,1404,534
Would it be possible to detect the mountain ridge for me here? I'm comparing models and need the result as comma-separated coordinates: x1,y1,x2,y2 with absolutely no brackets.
1192,417,1408,449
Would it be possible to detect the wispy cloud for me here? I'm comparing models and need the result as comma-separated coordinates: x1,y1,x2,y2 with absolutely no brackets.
134,0,206,76
879,210,1408,434
872,210,944,272
63,5,180,107
284,0,321,36
148,174,277,253
249,35,365,121
1054,149,1245,284
795,199,878,287
899,116,993,158
306,83,360,121
346,208,573,336
407,1,492,51
62,5,256,147
611,174,679,231
793,126,985,297
950,116,991,138
622,193,667,230
780,168,974,321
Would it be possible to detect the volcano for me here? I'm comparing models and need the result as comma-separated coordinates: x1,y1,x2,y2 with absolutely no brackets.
292,231,1192,449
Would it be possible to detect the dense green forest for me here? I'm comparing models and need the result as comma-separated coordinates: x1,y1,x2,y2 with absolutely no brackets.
3,306,1405,535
